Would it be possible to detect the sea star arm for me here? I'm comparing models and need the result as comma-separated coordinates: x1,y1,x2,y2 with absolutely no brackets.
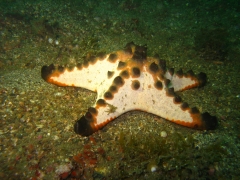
74,71,217,136
164,69,207,91
41,51,131,92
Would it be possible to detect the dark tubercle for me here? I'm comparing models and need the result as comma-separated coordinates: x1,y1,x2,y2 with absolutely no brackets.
173,95,182,104
168,68,174,76
154,80,163,90
109,85,117,93
166,88,175,97
117,61,127,70
131,80,140,90
131,43,147,62
158,59,166,73
88,107,98,115
186,70,195,77
58,66,64,72
107,71,114,79
149,62,159,74
104,91,113,100
74,115,95,136
113,76,124,87
197,72,207,87
201,112,218,130
68,66,74,71
131,67,141,78
96,99,107,106
164,79,171,87
124,42,134,55
108,53,118,62
97,52,107,60
77,63,82,69
190,107,200,114
124,42,147,63
41,64,55,81
120,70,130,78
83,59,89,67
87,55,96,64
176,69,183,77
181,102,189,110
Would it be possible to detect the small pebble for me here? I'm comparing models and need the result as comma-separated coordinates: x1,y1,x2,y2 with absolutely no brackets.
160,131,167,138
48,38,53,44
151,166,157,172
55,40,59,45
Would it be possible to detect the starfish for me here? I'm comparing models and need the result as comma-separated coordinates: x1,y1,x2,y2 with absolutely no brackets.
41,42,217,136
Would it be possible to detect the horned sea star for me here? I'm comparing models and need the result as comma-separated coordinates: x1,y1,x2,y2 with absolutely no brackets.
41,42,217,136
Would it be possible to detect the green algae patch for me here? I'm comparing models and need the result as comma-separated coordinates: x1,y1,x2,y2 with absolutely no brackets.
117,130,226,179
